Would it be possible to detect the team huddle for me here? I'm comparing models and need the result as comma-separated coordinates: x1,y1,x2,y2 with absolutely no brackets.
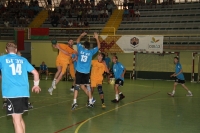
48,32,126,110
0,33,193,133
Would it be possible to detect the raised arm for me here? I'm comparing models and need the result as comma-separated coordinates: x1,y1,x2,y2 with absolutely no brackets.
93,32,100,49
77,32,87,43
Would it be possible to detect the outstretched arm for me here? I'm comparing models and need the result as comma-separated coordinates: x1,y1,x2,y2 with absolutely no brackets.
77,32,87,43
93,32,100,49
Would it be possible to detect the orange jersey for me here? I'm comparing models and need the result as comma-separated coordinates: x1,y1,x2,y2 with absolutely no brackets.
91,60,106,80
56,43,76,62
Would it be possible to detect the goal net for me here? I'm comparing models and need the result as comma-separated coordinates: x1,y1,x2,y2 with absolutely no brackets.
135,52,178,80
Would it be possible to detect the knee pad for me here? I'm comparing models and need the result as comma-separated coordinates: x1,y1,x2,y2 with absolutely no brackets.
97,85,104,94
86,84,91,92
74,85,80,91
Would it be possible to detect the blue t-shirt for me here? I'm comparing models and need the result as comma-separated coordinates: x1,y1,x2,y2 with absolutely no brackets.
72,54,77,70
0,54,34,98
76,43,98,73
105,57,111,68
175,62,184,80
40,64,47,71
113,62,125,81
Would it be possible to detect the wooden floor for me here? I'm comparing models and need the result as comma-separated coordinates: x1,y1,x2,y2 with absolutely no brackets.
0,79,200,133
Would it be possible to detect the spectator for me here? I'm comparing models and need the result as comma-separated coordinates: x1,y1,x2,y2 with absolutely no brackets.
87,8,93,21
39,61,48,80
123,0,128,9
51,13,60,27
123,8,129,21
146,0,152,8
135,9,140,21
92,9,98,21
47,0,52,10
77,9,82,21
12,15,19,27
35,0,39,6
61,18,68,29
33,3,40,15
4,20,10,31
129,8,135,21
59,0,66,8
102,9,108,22
107,2,113,15
65,3,71,13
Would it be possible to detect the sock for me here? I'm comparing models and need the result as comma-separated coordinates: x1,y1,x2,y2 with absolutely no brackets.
89,99,93,104
54,78,56,81
119,92,122,95
101,99,104,104
73,99,77,104
115,94,119,100
188,90,192,94
72,85,74,89
172,90,175,95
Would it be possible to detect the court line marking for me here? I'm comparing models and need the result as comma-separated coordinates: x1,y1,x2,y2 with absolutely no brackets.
75,95,200,133
74,91,160,133
54,120,86,133
0,96,87,119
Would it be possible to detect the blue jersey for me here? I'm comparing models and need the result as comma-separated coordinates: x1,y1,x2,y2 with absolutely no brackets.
105,57,111,68
76,43,98,73
72,54,77,70
113,62,125,81
0,53,34,98
40,64,47,71
175,62,184,80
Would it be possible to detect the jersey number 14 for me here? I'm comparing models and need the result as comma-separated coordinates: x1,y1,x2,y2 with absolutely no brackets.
9,63,22,75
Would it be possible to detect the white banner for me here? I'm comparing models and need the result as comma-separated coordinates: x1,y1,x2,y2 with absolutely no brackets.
116,35,163,53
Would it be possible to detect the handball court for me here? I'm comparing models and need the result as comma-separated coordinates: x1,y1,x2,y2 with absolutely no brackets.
0,79,200,133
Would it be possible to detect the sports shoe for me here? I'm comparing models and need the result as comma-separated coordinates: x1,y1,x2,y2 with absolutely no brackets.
52,80,56,89
70,88,74,92
87,103,94,108
186,93,193,97
111,99,119,103
48,87,53,95
28,102,33,109
45,77,48,80
102,103,106,108
71,103,78,110
92,98,96,104
119,94,125,101
2,101,7,109
167,92,174,97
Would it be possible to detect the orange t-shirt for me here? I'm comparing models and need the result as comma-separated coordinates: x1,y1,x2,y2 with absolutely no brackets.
91,60,106,80
56,43,76,62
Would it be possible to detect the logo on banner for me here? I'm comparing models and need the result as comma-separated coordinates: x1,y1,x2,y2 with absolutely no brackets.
130,37,139,48
148,37,161,49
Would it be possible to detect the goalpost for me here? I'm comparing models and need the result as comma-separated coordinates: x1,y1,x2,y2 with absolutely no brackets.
192,52,200,82
132,51,179,80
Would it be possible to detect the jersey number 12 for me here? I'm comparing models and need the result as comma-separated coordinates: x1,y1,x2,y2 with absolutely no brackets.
9,63,22,75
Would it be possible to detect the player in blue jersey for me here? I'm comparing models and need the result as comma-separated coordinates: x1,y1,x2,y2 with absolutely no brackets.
168,57,193,97
0,42,41,133
111,55,126,103
71,32,100,110
39,61,48,80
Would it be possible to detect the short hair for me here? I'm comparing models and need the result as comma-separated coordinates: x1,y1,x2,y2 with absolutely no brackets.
68,38,73,42
83,41,90,49
6,42,17,51
113,55,118,60
100,53,105,60
174,56,179,61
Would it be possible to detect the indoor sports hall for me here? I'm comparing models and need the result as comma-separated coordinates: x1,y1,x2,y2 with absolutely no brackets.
0,0,200,133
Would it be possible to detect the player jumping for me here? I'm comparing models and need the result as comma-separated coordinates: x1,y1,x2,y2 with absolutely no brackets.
48,39,77,95
168,56,193,97
71,32,100,110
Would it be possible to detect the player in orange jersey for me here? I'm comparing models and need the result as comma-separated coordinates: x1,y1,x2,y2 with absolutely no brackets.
90,53,109,108
48,39,77,95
